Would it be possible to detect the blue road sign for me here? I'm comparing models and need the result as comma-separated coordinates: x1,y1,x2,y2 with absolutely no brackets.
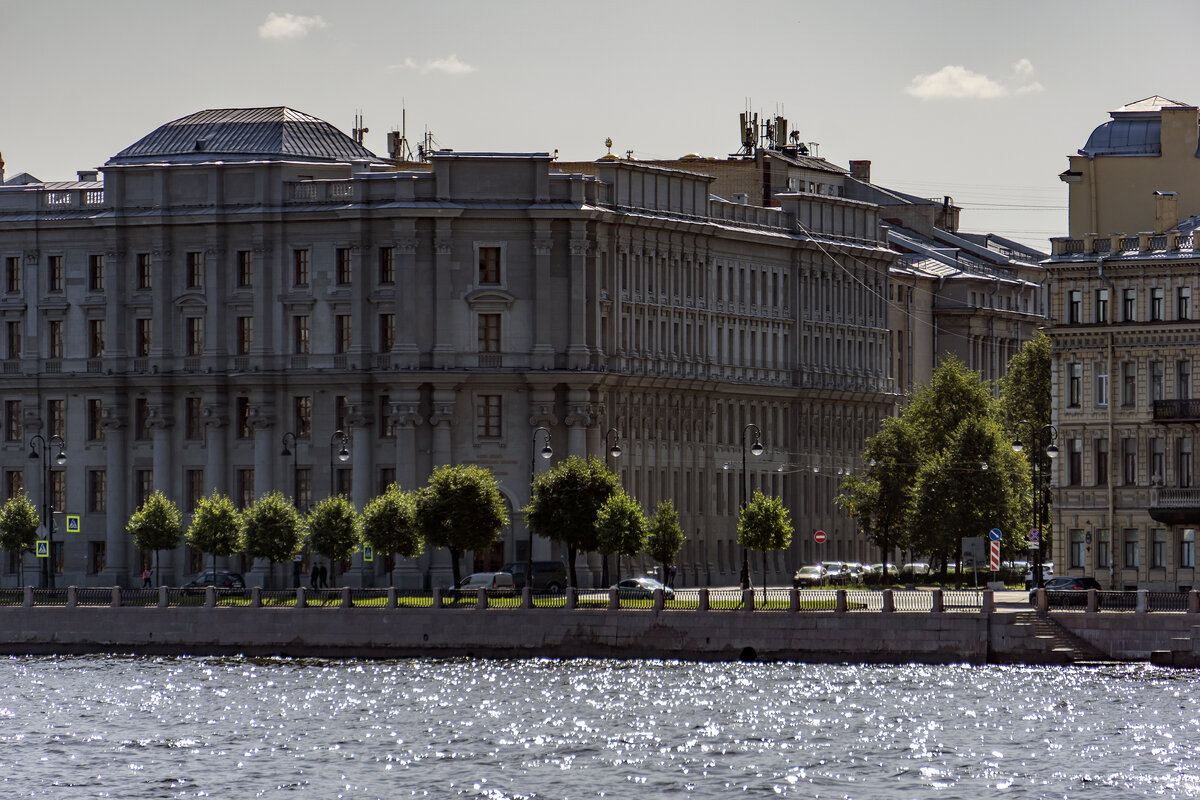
988,528,1002,542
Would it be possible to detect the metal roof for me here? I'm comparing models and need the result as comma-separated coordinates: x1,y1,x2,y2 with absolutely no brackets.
107,107,380,165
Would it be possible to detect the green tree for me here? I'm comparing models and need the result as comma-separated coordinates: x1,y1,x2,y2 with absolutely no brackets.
240,491,301,589
361,484,423,586
186,491,241,578
524,456,620,589
997,332,1053,552
595,489,647,584
305,495,360,587
0,493,40,587
127,491,183,587
737,490,794,593
415,464,509,590
905,355,995,458
645,499,685,586
836,416,919,580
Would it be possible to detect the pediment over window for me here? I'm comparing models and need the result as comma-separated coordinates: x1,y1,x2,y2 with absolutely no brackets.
465,287,516,311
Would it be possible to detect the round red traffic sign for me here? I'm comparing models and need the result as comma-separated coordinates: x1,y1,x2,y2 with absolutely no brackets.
814,530,827,544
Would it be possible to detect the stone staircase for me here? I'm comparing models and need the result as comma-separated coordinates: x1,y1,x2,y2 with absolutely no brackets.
1009,612,1121,665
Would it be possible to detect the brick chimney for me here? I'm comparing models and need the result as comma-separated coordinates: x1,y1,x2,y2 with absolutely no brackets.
849,160,871,183
1155,190,1179,233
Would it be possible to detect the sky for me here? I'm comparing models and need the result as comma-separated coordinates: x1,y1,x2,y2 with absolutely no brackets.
5,0,1200,251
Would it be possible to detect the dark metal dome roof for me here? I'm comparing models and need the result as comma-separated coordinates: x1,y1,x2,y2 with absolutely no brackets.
107,107,379,165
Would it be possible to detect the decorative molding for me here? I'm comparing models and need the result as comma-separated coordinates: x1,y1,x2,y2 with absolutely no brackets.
533,239,553,256
434,240,452,257
397,238,418,256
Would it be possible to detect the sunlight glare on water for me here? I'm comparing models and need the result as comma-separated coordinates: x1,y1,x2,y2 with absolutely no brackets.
3,655,1200,798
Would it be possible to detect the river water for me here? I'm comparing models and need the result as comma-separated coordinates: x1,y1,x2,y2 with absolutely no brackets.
3,655,1199,799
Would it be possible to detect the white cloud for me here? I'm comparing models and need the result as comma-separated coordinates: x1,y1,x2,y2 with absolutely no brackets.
258,12,326,40
906,60,1045,101
391,54,477,75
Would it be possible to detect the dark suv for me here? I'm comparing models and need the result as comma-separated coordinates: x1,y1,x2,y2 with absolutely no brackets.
184,570,246,592
501,561,568,592
1030,576,1102,606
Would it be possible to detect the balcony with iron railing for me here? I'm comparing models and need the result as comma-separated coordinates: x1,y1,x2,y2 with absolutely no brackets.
1153,398,1200,422
1149,486,1200,525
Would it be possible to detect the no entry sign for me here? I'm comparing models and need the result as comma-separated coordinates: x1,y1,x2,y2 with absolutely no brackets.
814,530,827,544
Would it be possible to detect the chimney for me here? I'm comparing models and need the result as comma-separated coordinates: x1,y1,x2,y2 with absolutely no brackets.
77,170,98,182
1155,190,1179,233
849,160,871,183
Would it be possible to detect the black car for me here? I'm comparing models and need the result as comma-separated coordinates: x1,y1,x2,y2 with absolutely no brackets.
184,570,246,592
1029,576,1102,606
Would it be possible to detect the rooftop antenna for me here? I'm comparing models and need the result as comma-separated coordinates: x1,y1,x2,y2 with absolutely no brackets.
387,107,415,161
352,111,369,146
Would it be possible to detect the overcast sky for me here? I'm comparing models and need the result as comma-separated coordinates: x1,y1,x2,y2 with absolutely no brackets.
5,0,1200,250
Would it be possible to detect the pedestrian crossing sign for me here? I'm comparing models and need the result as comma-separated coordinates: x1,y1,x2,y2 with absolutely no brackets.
66,515,80,534
363,545,374,562
35,540,49,558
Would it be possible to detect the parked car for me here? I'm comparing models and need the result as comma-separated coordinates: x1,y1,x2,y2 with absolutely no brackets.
822,561,849,585
448,572,516,598
184,570,245,593
1029,575,1102,606
793,565,827,588
611,576,674,600
845,562,865,583
500,561,568,592
1024,562,1055,589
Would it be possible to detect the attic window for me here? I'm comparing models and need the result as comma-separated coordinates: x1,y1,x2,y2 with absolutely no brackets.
195,138,207,151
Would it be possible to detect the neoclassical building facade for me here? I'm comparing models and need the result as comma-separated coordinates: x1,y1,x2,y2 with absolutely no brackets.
0,107,896,588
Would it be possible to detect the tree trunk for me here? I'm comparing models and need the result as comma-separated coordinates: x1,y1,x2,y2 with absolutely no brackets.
567,545,578,589
155,550,160,588
760,550,767,605
450,547,462,591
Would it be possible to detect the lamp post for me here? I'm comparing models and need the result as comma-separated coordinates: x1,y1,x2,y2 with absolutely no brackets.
329,429,350,498
603,427,622,586
1012,424,1058,590
529,426,553,589
740,423,764,591
280,432,298,507
28,434,67,589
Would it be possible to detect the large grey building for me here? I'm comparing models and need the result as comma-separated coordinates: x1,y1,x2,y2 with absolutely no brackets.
0,106,901,588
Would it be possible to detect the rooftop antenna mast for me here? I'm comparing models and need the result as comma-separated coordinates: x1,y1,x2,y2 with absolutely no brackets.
352,111,369,146
387,107,415,162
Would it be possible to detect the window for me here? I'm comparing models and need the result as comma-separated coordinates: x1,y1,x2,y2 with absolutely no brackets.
295,467,312,511
137,253,152,290
479,246,501,284
1151,437,1165,483
1097,529,1111,568
1152,361,1165,402
135,318,152,357
1122,362,1136,407
186,317,203,356
336,315,352,354
88,254,104,292
294,395,312,438
48,255,63,292
1094,363,1108,407
479,313,501,353
88,469,106,512
378,246,394,285
5,256,20,293
47,399,64,439
136,470,153,507
185,397,203,441
1123,288,1136,321
50,470,65,512
379,395,395,438
1179,360,1192,400
1124,529,1139,568
135,398,151,441
89,541,106,575
48,319,63,359
1152,528,1167,569
236,397,252,439
186,251,204,289
4,470,22,501
5,400,21,442
293,249,310,287
237,316,253,356
1122,437,1137,486
1095,288,1108,323
1178,437,1193,488
1094,438,1108,485
88,319,105,358
1179,286,1192,321
1182,529,1196,569
87,399,104,442
336,247,352,285
186,469,204,511
236,469,255,509
7,320,20,360
1068,363,1082,407
1067,289,1082,323
334,467,352,499
379,314,395,352
378,467,396,495
1068,438,1083,486
236,250,252,288
1070,529,1085,569
1151,287,1164,321
335,395,348,431
477,395,502,438
293,316,310,354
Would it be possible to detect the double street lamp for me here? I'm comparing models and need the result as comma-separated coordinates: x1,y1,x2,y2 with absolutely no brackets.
529,427,553,586
1012,424,1058,590
329,430,350,498
740,423,764,588
280,431,299,507
28,434,67,589
603,427,622,586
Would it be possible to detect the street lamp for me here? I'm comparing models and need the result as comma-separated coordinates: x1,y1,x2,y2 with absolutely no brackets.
529,426,553,589
740,423,764,592
1012,424,1058,590
329,429,350,498
28,434,67,589
603,427,621,585
280,432,298,507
